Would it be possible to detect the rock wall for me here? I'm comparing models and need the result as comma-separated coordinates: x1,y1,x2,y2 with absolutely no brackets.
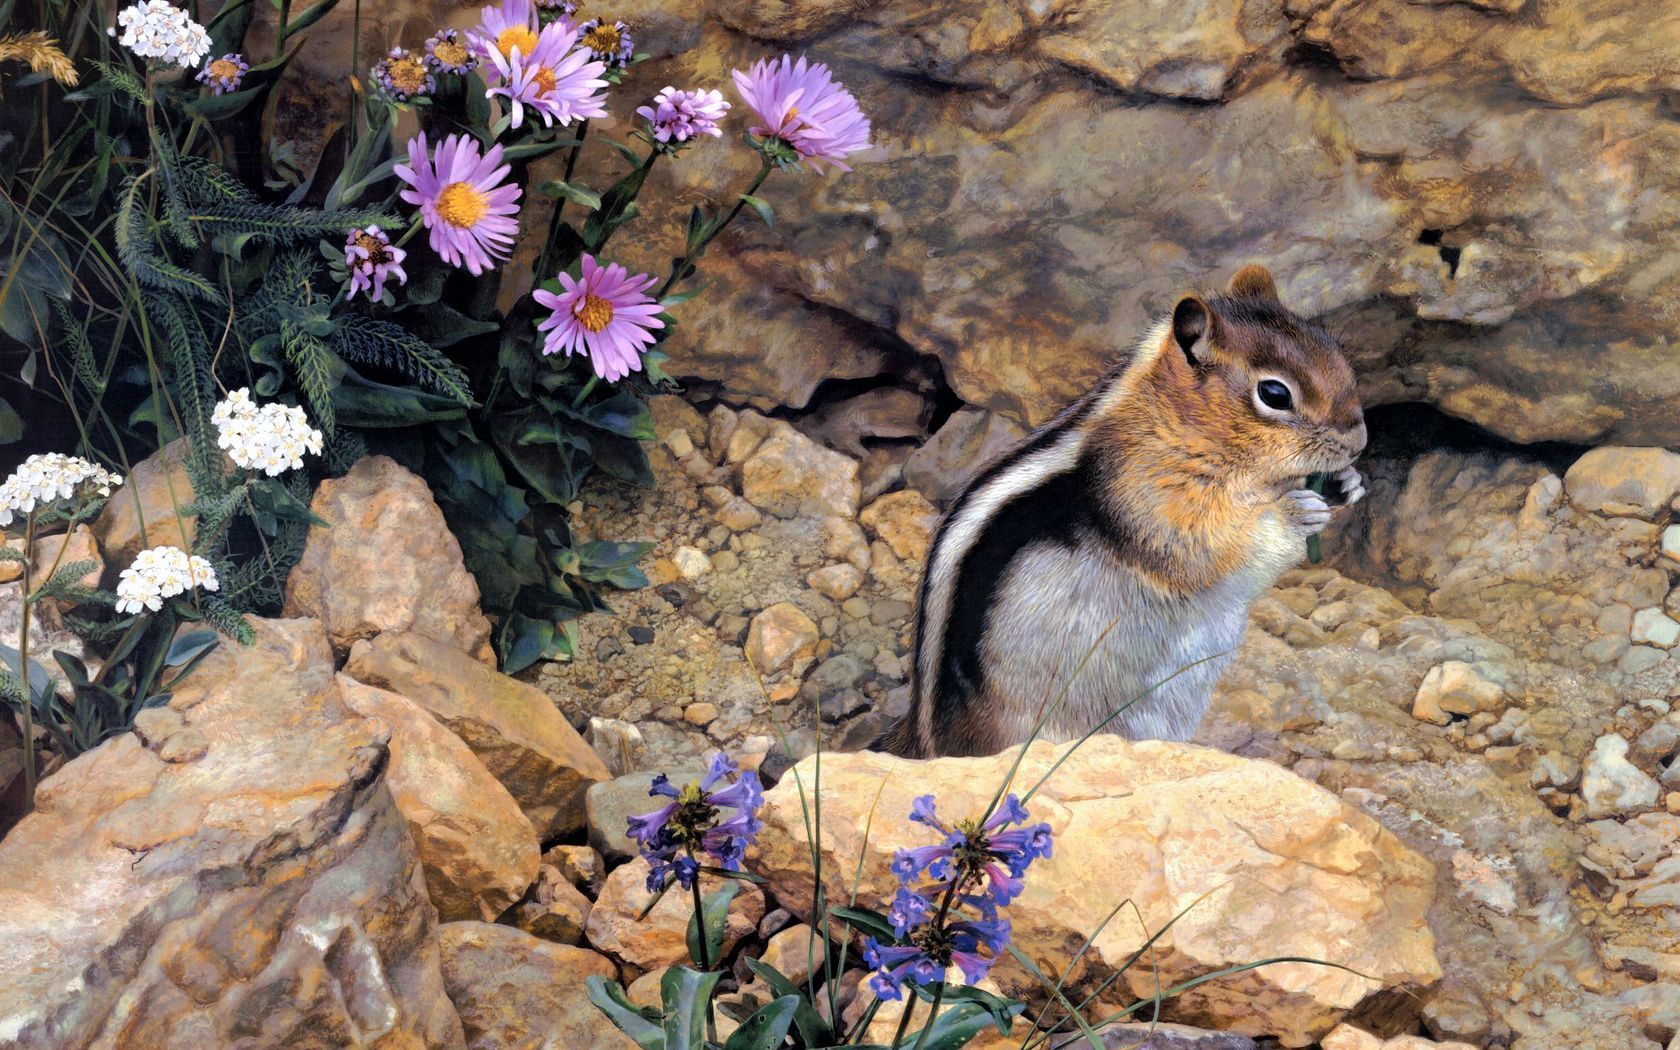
599,0,1680,445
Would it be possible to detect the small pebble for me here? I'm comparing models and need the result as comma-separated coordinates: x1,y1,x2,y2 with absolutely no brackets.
629,625,656,645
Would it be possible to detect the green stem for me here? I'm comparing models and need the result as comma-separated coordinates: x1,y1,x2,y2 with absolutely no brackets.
17,511,38,811
689,865,718,1044
907,981,947,1048
570,374,598,409
275,0,292,60
889,992,918,1049
534,120,590,279
654,158,772,301
346,0,362,159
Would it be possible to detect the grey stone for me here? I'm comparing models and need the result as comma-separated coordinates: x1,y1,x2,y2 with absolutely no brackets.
585,769,702,863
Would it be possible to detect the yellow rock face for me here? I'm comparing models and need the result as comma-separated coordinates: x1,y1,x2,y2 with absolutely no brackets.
750,739,1441,1048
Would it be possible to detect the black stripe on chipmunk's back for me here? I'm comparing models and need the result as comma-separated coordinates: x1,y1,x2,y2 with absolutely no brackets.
918,386,1113,729
932,467,1089,724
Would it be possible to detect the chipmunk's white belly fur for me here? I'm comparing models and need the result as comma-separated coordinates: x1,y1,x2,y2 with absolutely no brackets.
980,540,1263,744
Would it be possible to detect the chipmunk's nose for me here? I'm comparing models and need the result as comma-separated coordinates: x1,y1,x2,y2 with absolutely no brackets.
1344,419,1368,457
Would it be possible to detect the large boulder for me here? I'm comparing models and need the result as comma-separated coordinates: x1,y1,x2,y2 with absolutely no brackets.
284,455,494,662
89,437,198,567
0,617,466,1048
585,856,765,972
337,675,540,922
750,741,1442,1048
344,630,611,839
438,922,634,1049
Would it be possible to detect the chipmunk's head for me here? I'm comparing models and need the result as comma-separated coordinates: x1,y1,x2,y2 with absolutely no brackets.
1149,264,1365,489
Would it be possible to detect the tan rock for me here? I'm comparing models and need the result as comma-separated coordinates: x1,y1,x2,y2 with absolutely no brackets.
0,617,466,1048
344,631,611,838
90,437,198,567
859,490,941,563
807,562,865,601
337,675,539,923
1413,661,1505,721
438,921,634,1049
738,420,861,520
672,544,713,580
1564,447,1680,520
714,495,765,532
585,856,764,971
627,967,666,1008
0,525,102,592
821,516,872,573
684,701,719,726
759,923,827,987
750,741,1441,1048
904,408,1031,507
1321,1025,1478,1050
284,455,494,662
745,602,820,675
544,843,605,896
510,864,592,945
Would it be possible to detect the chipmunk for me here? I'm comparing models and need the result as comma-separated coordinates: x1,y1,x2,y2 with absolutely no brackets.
879,265,1367,758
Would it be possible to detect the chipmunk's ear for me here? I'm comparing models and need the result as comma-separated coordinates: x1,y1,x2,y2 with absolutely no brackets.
1171,295,1214,368
1228,264,1278,300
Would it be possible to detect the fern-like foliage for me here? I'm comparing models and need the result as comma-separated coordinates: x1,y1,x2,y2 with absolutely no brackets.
172,156,397,249
333,313,472,403
116,175,224,304
279,317,338,436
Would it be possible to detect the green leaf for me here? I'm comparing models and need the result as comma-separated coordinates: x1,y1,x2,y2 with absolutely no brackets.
739,193,774,229
829,905,896,944
279,0,340,41
909,999,1022,1050
722,995,801,1050
586,975,665,1050
0,399,22,444
743,957,833,1048
502,137,583,163
685,880,739,970
660,966,721,1050
541,180,603,211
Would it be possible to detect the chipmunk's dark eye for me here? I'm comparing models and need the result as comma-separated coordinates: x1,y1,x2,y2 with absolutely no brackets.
1256,379,1294,412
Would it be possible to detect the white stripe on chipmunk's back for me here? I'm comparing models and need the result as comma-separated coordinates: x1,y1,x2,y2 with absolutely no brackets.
914,423,1086,725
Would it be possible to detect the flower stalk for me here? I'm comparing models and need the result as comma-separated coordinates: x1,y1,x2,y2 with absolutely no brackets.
655,155,772,301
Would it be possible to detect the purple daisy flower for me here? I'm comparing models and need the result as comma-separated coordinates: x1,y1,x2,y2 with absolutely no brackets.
731,53,872,172
636,86,730,145
577,18,633,69
534,253,664,382
374,46,435,101
395,132,522,275
196,52,247,95
469,0,540,67
343,225,408,302
424,29,476,75
483,19,607,129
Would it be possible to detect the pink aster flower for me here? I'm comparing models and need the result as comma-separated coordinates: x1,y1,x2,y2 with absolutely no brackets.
636,86,730,144
343,225,407,301
534,253,664,382
395,133,522,275
731,54,871,172
483,19,607,128
469,0,540,70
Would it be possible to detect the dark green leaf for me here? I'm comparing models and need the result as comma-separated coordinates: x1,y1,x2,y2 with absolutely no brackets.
744,957,833,1047
722,995,801,1050
541,180,603,211
739,194,774,229
585,974,665,1050
909,999,1022,1050
829,905,896,944
685,880,739,970
660,966,720,1050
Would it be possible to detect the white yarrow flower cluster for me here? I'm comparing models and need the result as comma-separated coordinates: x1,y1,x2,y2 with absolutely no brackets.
212,388,324,476
112,0,212,68
0,453,123,527
115,546,219,614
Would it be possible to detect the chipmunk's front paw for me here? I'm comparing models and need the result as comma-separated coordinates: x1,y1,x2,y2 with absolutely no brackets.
1329,466,1366,507
1279,489,1333,536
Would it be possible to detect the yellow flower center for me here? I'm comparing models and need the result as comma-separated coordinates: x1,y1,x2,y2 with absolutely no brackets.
433,40,470,67
353,232,390,265
582,24,621,55
575,294,614,333
436,182,489,228
497,25,538,59
208,58,240,81
389,55,427,94
532,64,557,96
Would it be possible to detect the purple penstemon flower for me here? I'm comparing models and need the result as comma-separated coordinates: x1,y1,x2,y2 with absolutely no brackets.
627,751,764,893
865,792,1052,1001
343,225,407,302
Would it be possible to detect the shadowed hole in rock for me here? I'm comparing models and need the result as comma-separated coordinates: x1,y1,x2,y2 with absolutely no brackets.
1419,228,1464,279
